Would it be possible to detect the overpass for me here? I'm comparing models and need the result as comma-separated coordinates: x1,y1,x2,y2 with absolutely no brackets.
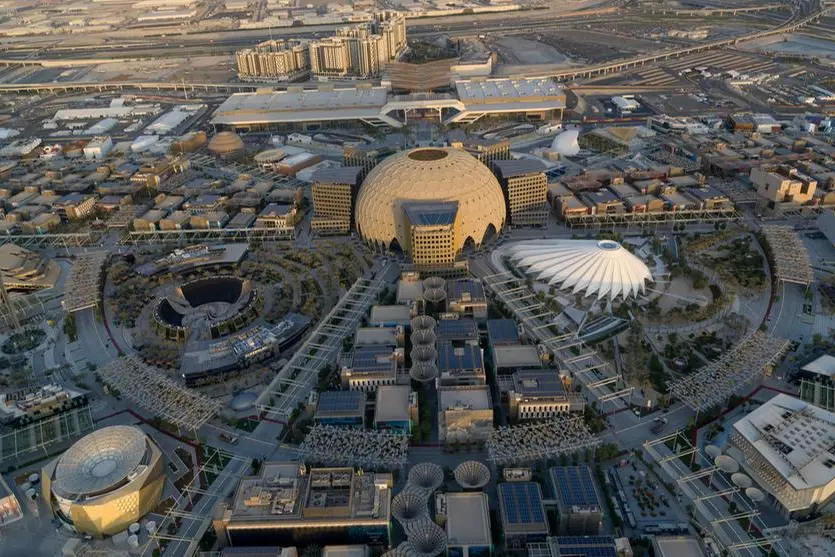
640,4,785,17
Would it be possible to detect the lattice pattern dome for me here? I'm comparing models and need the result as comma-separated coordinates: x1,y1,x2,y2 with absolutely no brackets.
355,148,506,253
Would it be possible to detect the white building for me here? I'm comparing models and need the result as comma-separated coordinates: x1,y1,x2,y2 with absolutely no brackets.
729,393,835,515
83,136,113,159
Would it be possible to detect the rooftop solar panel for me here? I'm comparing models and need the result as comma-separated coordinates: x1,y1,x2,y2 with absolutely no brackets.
487,319,520,345
550,466,600,508
316,390,365,415
351,344,396,373
437,318,478,341
437,341,483,372
447,279,485,302
554,536,618,557
499,482,547,527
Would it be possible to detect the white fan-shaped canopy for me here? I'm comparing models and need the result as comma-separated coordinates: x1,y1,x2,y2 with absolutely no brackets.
508,239,652,300
551,129,580,156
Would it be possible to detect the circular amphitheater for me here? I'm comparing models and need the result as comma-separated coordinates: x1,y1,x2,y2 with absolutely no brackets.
153,276,262,341
43,426,164,537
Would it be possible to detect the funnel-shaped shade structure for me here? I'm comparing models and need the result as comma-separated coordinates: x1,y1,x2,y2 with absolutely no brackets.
423,276,446,290
731,473,752,488
423,288,447,304
411,346,437,363
403,520,447,557
715,455,739,474
411,329,436,346
382,543,413,557
410,315,436,332
746,487,766,502
453,461,490,490
392,491,430,525
407,462,444,492
410,362,439,383
704,445,722,459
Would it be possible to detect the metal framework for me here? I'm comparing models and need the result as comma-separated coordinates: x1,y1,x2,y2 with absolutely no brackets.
668,331,790,412
97,356,220,431
564,208,738,229
760,225,814,286
0,233,99,249
485,416,600,465
187,154,304,190
0,405,94,465
0,288,61,332
63,251,108,313
644,431,786,557
297,424,409,468
256,270,390,419
143,446,252,557
480,271,633,413
122,227,296,246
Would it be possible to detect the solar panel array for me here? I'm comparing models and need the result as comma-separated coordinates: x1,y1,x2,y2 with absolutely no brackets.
317,390,365,415
351,344,396,373
437,342,484,372
551,466,600,508
554,536,617,557
499,482,546,526
447,279,485,302
487,319,520,345
437,318,478,342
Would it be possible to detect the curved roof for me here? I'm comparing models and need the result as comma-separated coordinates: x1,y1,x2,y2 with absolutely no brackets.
355,148,506,252
509,239,652,300
551,129,580,156
51,426,150,499
208,131,244,154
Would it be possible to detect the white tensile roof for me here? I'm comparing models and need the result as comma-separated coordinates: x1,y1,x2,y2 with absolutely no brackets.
508,239,652,300
551,129,580,156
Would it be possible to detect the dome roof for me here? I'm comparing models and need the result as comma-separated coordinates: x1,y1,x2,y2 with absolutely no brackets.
551,129,580,156
209,131,244,155
508,239,652,300
51,426,150,500
355,148,506,252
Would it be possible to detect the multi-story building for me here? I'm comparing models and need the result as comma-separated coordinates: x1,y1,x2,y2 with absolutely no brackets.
374,385,416,433
438,385,493,444
236,40,310,82
508,370,584,421
447,279,488,320
436,492,492,557
437,341,486,386
0,383,87,427
256,203,297,234
752,165,817,205
729,393,835,516
340,344,400,391
311,166,362,235
403,201,459,271
492,159,549,227
498,482,550,549
313,390,366,428
216,463,392,546
450,136,511,166
550,466,603,535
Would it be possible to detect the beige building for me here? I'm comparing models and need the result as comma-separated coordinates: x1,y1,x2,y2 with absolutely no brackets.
450,137,511,167
404,202,458,270
236,39,310,81
311,166,362,235
0,243,59,290
752,165,817,205
42,426,164,537
493,159,549,227
508,370,584,421
438,385,493,444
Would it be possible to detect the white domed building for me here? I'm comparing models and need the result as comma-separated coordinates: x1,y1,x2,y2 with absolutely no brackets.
551,129,580,157
508,239,652,300
41,426,164,537
355,148,506,267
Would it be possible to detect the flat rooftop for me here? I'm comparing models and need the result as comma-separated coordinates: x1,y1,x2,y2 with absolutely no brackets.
455,78,564,103
438,342,483,373
437,318,478,342
498,482,549,536
801,354,835,379
447,279,485,302
438,386,491,410
316,391,365,418
493,158,548,179
487,319,521,345
494,345,542,370
354,327,398,347
512,370,565,397
212,87,389,125
369,305,411,325
445,492,491,546
550,466,601,510
310,166,362,185
229,463,390,526
350,345,396,374
732,394,835,492
652,536,706,557
374,385,410,423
